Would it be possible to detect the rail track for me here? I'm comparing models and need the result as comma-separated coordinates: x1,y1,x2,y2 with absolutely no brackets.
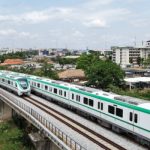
23,95,126,150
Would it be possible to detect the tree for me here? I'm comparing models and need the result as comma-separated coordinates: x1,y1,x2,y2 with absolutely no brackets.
136,57,143,66
40,60,58,79
0,51,38,63
76,54,125,89
76,53,99,70
85,60,125,89
129,57,133,64
0,66,7,70
143,56,150,68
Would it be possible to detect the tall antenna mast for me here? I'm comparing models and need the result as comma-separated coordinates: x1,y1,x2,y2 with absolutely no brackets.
134,36,136,47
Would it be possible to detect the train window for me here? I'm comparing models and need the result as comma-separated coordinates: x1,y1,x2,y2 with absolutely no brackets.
15,83,17,87
116,108,123,117
37,83,40,88
49,86,52,92
83,97,88,105
108,106,115,114
98,102,100,109
78,96,80,102
89,99,93,107
34,82,36,86
76,95,80,102
2,79,4,82
59,90,62,95
64,91,66,97
129,112,133,121
72,94,74,100
45,85,48,90
134,114,138,123
8,80,10,84
101,103,103,110
54,88,57,94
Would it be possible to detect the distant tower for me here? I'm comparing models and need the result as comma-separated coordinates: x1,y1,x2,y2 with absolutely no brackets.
142,40,144,46
39,49,41,56
86,46,89,51
134,36,136,47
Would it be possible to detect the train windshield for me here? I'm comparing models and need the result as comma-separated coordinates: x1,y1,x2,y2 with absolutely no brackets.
18,78,28,89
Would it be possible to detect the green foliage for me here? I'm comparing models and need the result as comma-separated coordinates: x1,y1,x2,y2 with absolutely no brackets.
85,60,125,89
136,57,144,66
143,56,150,67
39,60,58,79
77,53,125,89
88,50,101,56
76,53,99,70
0,120,31,150
129,57,133,64
52,57,77,66
0,51,38,63
0,66,8,70
11,66,35,75
10,59,58,79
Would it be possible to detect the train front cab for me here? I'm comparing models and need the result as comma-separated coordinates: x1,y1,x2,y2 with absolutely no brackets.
17,78,30,96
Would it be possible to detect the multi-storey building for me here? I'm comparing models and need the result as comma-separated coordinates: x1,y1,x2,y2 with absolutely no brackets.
112,41,150,68
0,48,29,55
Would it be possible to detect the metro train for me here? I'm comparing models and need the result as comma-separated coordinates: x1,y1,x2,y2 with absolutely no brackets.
0,70,150,147
0,71,31,96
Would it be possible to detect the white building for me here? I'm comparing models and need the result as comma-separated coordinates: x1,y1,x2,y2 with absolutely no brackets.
0,48,28,55
112,41,150,68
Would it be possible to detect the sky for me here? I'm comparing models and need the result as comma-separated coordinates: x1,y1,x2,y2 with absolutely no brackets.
0,0,150,49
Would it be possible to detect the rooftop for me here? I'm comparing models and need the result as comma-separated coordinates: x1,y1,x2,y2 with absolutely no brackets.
0,59,24,66
58,69,85,79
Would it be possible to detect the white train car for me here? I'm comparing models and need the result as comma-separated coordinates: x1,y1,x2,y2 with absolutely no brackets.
27,74,150,147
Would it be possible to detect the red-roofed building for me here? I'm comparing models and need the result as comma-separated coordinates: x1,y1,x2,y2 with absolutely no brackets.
0,59,24,66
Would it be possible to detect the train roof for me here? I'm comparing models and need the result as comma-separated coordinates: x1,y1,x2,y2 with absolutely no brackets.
27,73,150,106
138,103,150,110
0,70,27,80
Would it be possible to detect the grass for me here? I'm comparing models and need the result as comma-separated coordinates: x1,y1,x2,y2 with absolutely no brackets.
0,120,31,150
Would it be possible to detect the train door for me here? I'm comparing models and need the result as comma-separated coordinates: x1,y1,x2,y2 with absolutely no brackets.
133,111,140,135
129,111,134,132
129,110,140,133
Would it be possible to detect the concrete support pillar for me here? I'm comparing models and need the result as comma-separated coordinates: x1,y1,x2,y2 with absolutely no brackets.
0,100,12,121
29,132,51,150
29,132,60,150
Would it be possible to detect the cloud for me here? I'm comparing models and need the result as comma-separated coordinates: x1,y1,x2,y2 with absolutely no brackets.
72,30,84,37
84,19,106,28
84,0,114,7
0,29,17,36
130,18,150,27
0,7,73,24
0,29,37,39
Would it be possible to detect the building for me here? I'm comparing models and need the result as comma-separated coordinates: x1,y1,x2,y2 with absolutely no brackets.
112,46,139,68
0,59,24,68
0,48,29,55
58,69,85,83
112,41,150,68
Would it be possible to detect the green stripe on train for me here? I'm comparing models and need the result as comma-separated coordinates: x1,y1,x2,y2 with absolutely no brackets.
29,77,150,114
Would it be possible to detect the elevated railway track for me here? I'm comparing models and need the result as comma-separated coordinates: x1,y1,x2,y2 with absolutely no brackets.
24,95,127,150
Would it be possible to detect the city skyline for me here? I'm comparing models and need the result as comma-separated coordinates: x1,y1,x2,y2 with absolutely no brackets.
0,0,150,49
